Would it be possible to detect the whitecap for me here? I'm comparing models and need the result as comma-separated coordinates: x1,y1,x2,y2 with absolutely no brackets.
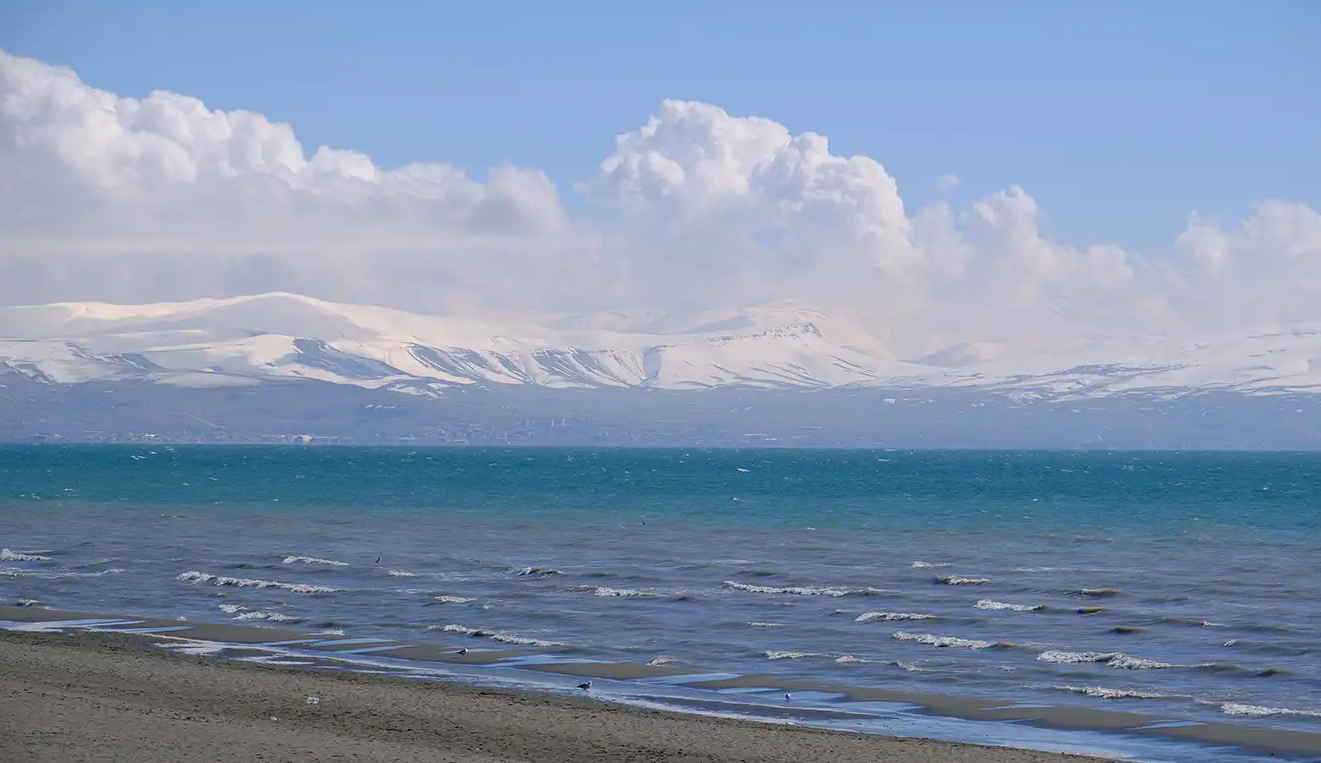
911,561,951,569
975,599,1043,612
647,655,679,666
763,650,832,660
936,575,990,585
1037,650,1175,670
431,623,570,648
1053,685,1172,700
1220,702,1321,718
434,595,476,604
388,570,419,578
572,585,654,598
177,571,341,594
218,603,245,614
513,566,560,577
835,655,868,664
1,548,51,562
723,578,845,596
855,611,935,622
892,631,994,649
748,622,783,628
235,610,302,623
281,556,349,567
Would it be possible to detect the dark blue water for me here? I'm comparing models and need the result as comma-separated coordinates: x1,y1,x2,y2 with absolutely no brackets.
3,446,1320,751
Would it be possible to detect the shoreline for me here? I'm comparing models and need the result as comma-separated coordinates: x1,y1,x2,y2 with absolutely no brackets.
4,605,1320,761
2,628,1093,763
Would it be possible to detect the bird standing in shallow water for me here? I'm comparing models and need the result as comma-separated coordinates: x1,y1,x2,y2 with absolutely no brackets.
784,692,792,701
577,681,592,691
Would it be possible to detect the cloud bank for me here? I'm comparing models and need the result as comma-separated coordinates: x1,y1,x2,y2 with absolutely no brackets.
1,47,1317,358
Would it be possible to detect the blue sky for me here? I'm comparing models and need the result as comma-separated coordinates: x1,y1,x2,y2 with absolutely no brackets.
4,0,1316,256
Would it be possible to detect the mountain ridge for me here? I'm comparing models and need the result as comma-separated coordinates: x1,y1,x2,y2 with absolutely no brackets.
2,292,1320,398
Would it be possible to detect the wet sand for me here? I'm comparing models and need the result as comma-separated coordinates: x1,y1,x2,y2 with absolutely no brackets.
0,629,1087,763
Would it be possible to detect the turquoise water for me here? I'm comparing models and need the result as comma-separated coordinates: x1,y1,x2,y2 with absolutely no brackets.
3,446,1320,758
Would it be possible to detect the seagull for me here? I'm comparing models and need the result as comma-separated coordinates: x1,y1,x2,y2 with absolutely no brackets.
456,648,468,655
577,681,593,691
374,557,381,565
784,692,792,701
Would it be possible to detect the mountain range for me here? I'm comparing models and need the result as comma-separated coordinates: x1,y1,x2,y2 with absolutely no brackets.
3,292,1319,398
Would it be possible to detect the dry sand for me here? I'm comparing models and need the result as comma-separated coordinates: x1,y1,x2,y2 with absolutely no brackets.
0,629,1088,763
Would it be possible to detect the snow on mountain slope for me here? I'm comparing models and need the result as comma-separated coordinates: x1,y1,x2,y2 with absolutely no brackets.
2,293,1320,396
0,293,908,391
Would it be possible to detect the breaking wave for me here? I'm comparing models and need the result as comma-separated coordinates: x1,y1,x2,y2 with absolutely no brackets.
763,650,833,660
748,622,783,627
1037,650,1176,670
177,571,341,594
975,599,1042,612
1052,685,1174,700
433,595,476,604
722,581,885,597
388,570,419,578
281,556,349,567
513,566,561,577
235,610,303,623
892,631,995,650
1219,703,1321,718
571,585,655,598
1,549,50,562
647,655,679,666
855,611,935,622
431,623,570,649
935,575,989,586
911,561,951,569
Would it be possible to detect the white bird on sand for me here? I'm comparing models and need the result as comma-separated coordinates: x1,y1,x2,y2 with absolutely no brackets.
577,681,593,691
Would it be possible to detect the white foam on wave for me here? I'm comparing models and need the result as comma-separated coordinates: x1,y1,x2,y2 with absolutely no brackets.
647,655,679,666
434,595,475,604
281,556,349,567
1037,650,1176,670
388,570,419,578
936,575,990,586
1,548,51,562
572,585,655,598
1219,702,1321,718
723,578,845,596
893,631,994,649
177,571,341,594
855,611,935,622
513,566,560,577
975,599,1043,612
431,623,570,648
218,603,245,614
834,655,868,664
2,566,122,579
235,610,302,623
911,561,951,569
763,650,832,660
748,621,783,628
1053,685,1172,700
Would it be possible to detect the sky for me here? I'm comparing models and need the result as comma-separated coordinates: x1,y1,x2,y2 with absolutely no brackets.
0,0,1318,357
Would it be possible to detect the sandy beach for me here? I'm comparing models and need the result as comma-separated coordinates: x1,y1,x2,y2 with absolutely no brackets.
0,629,1090,763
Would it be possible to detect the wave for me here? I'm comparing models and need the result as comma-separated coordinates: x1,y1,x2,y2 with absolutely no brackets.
835,655,868,664
513,566,561,577
218,603,245,614
974,599,1042,612
647,655,679,666
281,556,349,567
855,611,935,622
1065,588,1125,598
571,585,655,598
1222,638,1315,656
935,575,989,586
722,581,886,597
431,623,570,649
235,610,303,623
177,571,341,594
1037,650,1175,670
763,651,833,660
1219,702,1321,719
388,570,419,578
433,595,476,604
748,622,783,627
911,561,951,569
892,631,995,650
0,548,50,562
2,566,123,579
1052,685,1175,700
1158,615,1225,628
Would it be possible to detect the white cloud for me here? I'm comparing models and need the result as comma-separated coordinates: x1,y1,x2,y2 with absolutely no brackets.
1,47,1318,359
935,173,960,192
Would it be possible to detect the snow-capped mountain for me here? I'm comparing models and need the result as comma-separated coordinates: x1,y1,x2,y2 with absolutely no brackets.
2,292,1320,398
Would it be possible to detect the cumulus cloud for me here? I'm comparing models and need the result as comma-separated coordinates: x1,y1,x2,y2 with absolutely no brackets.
1,47,1318,358
935,174,960,192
